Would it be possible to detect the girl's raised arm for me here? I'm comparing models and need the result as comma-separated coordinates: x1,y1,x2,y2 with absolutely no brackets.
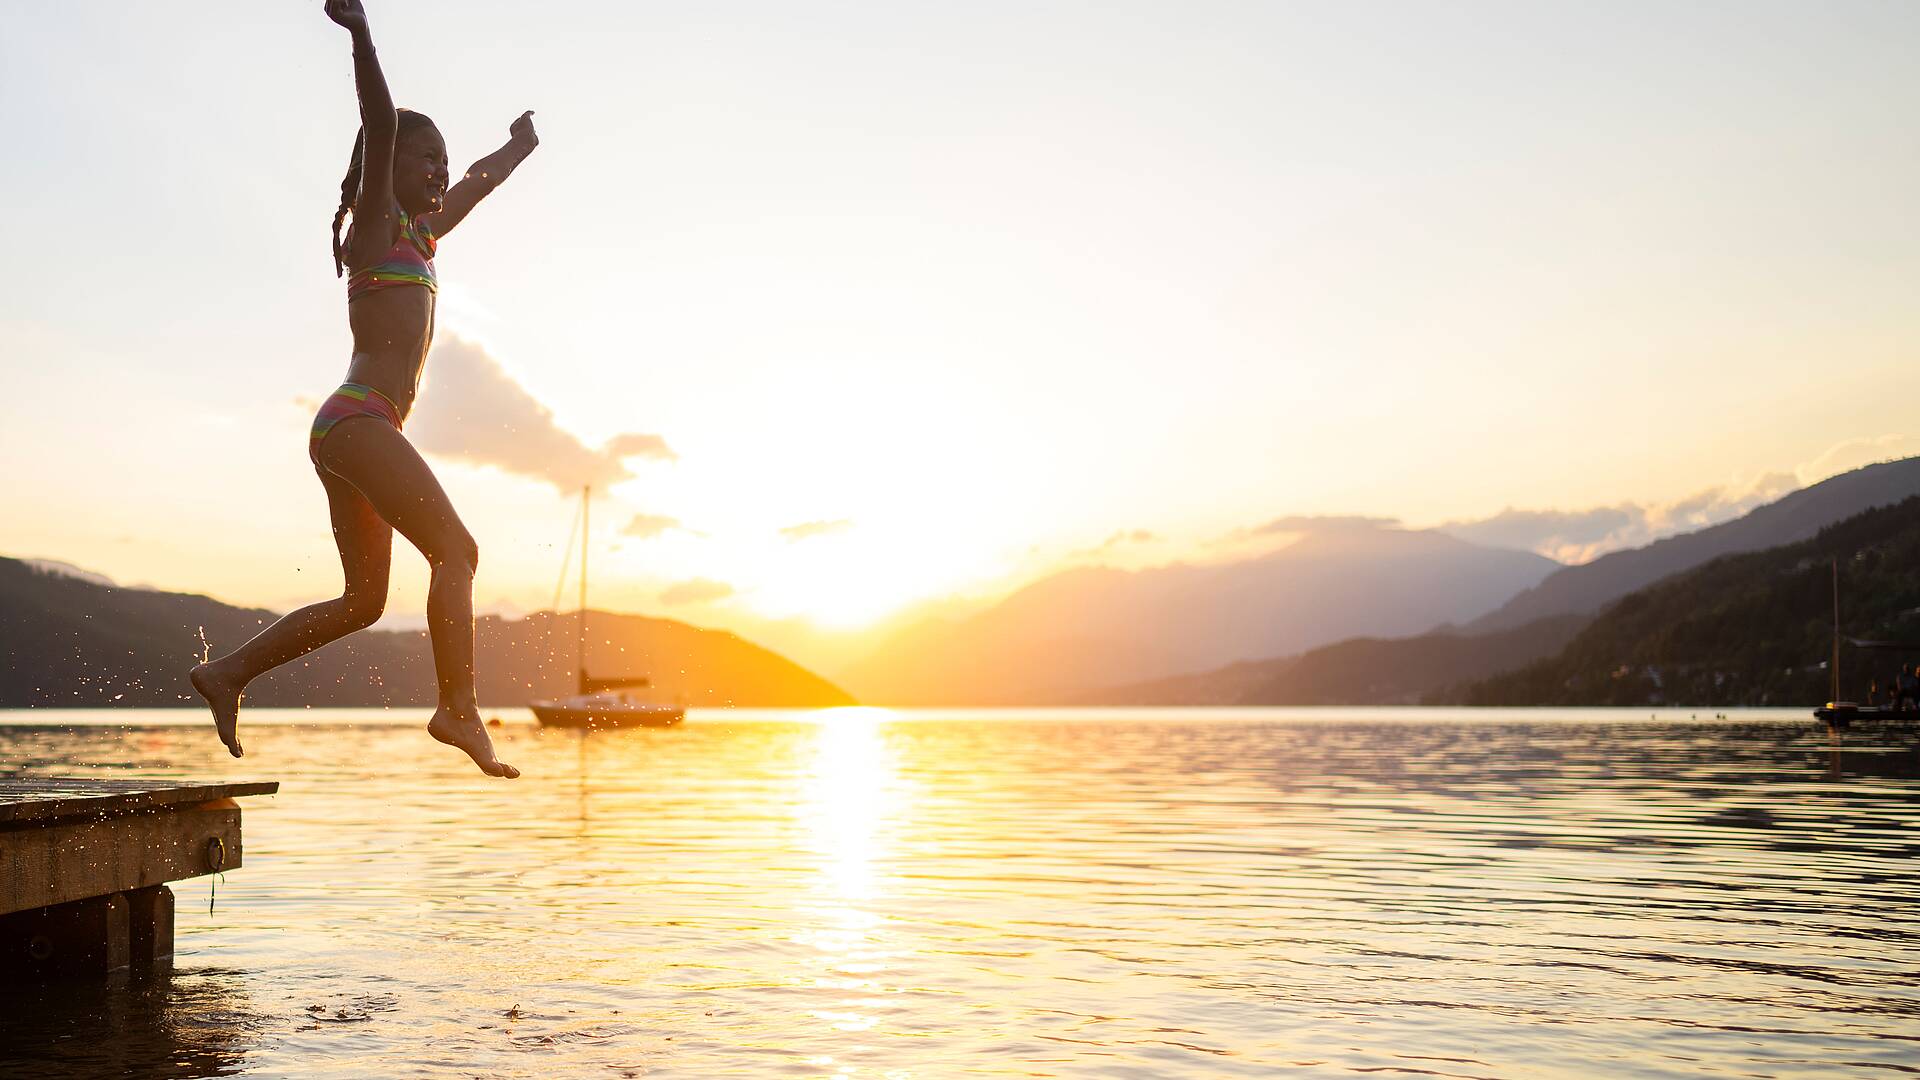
424,111,540,241
326,0,399,262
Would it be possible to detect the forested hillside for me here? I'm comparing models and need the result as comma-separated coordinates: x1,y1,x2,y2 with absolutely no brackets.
1454,496,1920,707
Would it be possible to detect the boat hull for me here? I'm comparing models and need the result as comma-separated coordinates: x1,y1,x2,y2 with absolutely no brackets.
531,702,685,729
1813,702,1909,728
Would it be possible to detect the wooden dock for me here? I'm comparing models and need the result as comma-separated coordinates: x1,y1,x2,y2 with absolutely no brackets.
0,778,277,979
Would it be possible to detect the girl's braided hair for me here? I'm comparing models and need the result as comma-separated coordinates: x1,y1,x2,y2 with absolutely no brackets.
332,108,440,277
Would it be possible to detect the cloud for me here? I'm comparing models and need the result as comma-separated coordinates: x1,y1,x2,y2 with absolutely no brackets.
406,335,675,491
1209,443,1918,571
603,433,677,462
1440,507,1643,559
779,519,854,542
1440,472,1803,564
1445,437,1920,565
1068,528,1162,559
622,513,685,539
1205,514,1402,552
1246,515,1400,537
1796,435,1914,485
658,578,734,605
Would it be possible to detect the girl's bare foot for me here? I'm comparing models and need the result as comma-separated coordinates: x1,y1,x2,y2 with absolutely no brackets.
428,703,520,778
190,661,246,758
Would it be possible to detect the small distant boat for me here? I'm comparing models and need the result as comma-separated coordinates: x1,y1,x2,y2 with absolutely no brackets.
1811,558,1915,732
530,486,685,730
1817,643,1920,728
531,685,684,729
1814,701,1902,729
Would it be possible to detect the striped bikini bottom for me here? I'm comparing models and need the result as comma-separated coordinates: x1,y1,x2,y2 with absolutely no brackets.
308,382,402,470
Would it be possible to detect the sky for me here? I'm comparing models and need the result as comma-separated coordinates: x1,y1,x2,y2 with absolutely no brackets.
4,1,1919,671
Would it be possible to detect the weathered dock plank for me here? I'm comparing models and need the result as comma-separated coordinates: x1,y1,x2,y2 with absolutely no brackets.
0,778,278,827
1,802,243,915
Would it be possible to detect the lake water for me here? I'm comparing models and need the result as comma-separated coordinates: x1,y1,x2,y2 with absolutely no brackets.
1,707,1917,1078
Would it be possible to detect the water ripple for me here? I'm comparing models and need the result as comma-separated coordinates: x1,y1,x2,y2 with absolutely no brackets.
0,708,1916,1077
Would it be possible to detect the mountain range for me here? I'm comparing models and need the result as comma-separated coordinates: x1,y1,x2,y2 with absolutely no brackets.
839,523,1558,704
1464,457,1920,632
876,456,1920,706
0,556,852,709
1074,615,1590,706
14,456,1920,711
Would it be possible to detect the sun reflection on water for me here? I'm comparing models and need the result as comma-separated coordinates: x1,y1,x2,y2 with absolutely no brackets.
804,708,896,901
795,708,904,1067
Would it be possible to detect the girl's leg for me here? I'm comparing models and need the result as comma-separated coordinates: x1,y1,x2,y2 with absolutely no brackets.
316,418,518,779
192,463,393,758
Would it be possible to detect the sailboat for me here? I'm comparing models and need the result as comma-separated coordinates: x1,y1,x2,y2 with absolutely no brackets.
1812,556,1914,730
530,485,686,729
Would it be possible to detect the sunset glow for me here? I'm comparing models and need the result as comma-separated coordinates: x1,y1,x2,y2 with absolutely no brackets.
7,3,1920,1073
5,1,1919,675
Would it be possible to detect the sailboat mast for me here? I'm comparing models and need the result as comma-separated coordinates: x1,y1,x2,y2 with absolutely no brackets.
1831,557,1840,704
579,485,590,695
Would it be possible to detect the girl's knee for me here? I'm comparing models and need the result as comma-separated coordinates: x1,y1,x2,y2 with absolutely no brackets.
339,592,385,631
428,532,479,575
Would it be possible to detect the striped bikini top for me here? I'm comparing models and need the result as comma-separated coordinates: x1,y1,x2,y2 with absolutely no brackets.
346,209,437,299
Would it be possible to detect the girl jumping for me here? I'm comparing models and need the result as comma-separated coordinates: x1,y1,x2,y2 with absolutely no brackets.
191,0,538,777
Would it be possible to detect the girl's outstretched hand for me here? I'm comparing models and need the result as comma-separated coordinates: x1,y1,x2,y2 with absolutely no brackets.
510,110,540,150
325,0,369,34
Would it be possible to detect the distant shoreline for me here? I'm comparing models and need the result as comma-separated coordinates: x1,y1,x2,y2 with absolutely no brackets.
0,705,1822,724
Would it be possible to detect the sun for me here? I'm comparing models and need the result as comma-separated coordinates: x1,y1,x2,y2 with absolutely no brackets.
742,532,967,630
748,541,929,626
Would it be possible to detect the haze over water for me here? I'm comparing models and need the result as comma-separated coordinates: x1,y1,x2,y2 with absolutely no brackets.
2,708,1917,1078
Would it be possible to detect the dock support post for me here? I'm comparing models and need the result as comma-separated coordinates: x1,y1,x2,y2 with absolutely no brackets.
0,892,131,980
126,885,175,965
